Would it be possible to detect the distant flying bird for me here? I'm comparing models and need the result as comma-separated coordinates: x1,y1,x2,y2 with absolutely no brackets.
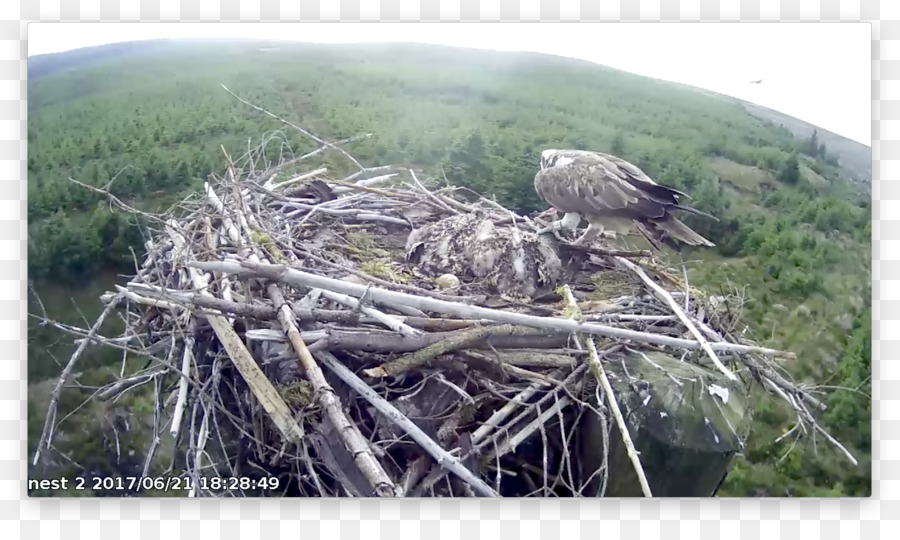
534,149,717,251
749,79,764,84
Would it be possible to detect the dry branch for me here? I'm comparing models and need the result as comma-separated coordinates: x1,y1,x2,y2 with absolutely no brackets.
267,285,398,496
166,222,305,444
615,256,738,381
314,351,499,497
363,324,539,378
585,337,653,497
192,259,793,358
33,292,124,466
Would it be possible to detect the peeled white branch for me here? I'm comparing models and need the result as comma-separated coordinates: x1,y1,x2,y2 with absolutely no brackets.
166,222,305,444
615,256,738,382
191,259,793,358
585,337,653,497
342,165,393,183
170,323,196,439
314,350,499,497
268,167,328,191
318,289,421,337
331,172,400,194
282,202,410,226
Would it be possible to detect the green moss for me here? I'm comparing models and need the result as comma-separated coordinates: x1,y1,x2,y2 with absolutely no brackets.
279,380,314,408
587,271,632,301
249,225,288,263
357,260,402,283
344,232,390,260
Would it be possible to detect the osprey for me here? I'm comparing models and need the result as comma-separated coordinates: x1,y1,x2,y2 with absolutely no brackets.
534,149,717,251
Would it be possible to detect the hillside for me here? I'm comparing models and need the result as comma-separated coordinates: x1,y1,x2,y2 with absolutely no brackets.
26,40,871,497
740,101,871,189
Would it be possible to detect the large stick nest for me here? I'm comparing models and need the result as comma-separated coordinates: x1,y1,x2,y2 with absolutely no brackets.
33,94,857,498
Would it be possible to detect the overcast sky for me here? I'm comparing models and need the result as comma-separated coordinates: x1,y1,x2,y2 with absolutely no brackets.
28,22,871,146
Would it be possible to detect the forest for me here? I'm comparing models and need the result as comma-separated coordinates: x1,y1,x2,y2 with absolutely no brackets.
27,40,871,497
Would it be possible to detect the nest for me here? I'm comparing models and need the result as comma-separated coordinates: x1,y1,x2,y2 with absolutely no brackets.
32,95,859,498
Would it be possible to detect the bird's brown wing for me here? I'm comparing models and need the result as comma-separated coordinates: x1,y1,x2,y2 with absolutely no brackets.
597,152,691,203
534,161,668,220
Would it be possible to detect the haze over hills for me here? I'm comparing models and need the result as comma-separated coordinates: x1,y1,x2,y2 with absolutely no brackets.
28,39,871,190
26,40,871,497
27,40,173,79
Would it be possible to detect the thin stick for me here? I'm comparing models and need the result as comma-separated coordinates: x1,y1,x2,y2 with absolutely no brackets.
282,201,410,226
471,382,550,445
114,286,184,312
268,285,398,496
268,167,328,191
342,164,393,183
67,177,167,225
33,292,124,466
409,169,458,215
679,252,691,312
488,396,572,460
192,259,793,358
313,350,499,497
615,256,739,381
221,84,366,171
170,321,196,439
318,290,420,337
810,418,858,466
585,337,653,497
331,172,400,194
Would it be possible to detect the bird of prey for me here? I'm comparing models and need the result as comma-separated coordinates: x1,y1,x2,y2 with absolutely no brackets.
534,149,717,251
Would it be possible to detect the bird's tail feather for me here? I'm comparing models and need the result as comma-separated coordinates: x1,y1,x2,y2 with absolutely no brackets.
654,217,715,247
673,204,719,222
634,221,664,252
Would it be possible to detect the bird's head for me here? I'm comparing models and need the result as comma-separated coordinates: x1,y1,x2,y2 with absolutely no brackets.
540,149,578,170
540,149,560,170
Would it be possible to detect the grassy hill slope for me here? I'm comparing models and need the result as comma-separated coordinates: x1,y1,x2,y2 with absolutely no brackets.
741,100,871,188
27,40,871,496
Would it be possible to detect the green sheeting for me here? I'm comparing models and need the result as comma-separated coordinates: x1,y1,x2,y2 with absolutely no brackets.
579,350,752,497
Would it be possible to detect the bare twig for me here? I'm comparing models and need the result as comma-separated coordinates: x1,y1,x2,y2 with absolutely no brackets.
615,256,738,381
268,285,398,496
33,292,124,466
193,259,793,358
221,84,367,171
314,351,499,497
585,337,653,497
